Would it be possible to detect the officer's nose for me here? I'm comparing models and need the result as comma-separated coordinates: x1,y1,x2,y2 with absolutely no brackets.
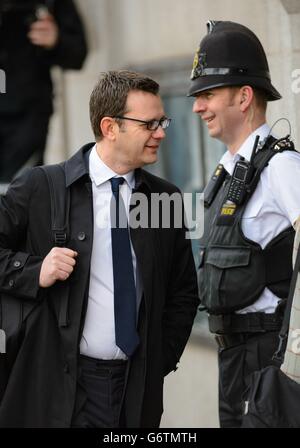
193,96,206,114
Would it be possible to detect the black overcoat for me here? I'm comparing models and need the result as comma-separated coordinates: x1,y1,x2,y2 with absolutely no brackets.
0,143,199,427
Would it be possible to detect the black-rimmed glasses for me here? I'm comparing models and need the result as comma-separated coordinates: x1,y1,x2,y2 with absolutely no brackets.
112,116,171,131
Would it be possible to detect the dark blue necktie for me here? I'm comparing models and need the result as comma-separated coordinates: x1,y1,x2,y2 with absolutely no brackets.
110,177,139,357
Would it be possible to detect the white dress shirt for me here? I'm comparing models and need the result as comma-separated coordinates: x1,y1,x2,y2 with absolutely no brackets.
219,123,300,313
80,145,141,359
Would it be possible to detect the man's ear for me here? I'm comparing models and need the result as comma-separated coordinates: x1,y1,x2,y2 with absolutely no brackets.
239,85,254,112
100,117,117,140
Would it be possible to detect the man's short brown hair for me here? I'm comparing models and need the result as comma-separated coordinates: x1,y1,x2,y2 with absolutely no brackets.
89,70,160,141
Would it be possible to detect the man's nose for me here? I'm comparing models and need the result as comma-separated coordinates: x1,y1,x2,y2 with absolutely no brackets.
193,96,206,113
152,126,166,139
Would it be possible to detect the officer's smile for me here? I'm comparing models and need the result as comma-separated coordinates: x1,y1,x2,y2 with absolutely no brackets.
145,145,159,150
202,115,215,125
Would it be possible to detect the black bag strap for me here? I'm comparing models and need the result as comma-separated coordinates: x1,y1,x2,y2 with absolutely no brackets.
39,164,70,327
273,237,300,365
40,164,70,247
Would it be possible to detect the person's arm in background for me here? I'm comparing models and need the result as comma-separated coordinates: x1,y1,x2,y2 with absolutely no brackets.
27,0,87,70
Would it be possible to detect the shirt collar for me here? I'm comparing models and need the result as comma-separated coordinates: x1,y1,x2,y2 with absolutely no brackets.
219,123,271,173
64,142,152,191
89,145,135,190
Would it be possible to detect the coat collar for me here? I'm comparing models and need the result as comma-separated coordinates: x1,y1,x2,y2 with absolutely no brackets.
64,143,93,187
64,142,152,192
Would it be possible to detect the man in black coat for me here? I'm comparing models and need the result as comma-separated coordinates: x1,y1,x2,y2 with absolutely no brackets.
0,70,199,427
0,0,87,184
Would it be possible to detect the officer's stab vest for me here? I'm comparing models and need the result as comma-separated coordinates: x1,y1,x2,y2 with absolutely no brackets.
198,136,295,315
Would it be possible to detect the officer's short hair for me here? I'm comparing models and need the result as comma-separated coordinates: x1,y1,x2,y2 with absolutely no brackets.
253,88,268,112
224,85,268,113
90,70,160,141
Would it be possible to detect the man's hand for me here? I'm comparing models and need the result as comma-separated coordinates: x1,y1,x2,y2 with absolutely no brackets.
27,12,59,49
39,248,78,288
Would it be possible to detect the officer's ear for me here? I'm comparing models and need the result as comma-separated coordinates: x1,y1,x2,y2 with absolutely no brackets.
100,117,118,141
239,85,254,112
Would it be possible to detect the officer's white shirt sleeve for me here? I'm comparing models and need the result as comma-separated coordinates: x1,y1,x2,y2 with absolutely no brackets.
242,149,300,249
267,151,300,227
239,148,300,314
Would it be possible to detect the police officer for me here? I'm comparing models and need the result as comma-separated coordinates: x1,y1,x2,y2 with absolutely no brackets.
0,0,87,185
188,21,300,427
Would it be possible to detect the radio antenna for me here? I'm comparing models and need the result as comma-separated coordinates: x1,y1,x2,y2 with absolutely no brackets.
250,135,260,165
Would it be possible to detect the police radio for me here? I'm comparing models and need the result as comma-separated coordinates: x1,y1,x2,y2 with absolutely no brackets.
226,135,260,205
226,160,254,204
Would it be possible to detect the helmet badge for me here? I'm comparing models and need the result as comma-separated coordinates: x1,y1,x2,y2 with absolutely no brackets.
191,48,207,80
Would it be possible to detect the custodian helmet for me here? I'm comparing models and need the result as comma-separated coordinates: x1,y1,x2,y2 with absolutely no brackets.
188,20,281,101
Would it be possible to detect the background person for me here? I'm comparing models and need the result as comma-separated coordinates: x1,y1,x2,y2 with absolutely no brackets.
0,0,87,184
